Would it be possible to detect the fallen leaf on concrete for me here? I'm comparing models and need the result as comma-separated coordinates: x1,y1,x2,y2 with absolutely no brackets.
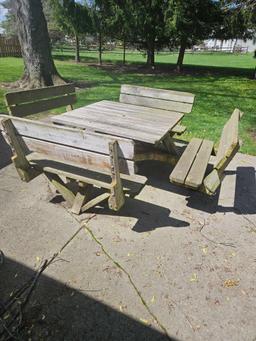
190,273,198,282
140,318,150,325
202,246,208,254
224,279,239,288
151,295,155,303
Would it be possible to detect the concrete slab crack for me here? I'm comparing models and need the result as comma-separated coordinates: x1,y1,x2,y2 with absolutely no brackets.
84,224,171,340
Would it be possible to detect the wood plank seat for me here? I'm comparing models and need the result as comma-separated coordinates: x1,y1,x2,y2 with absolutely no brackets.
170,109,243,195
0,115,147,214
119,84,195,136
5,84,76,117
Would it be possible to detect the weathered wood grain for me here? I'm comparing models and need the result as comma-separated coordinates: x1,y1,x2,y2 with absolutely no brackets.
0,115,135,160
23,137,136,175
185,139,214,189
170,138,202,185
5,84,75,105
120,84,195,104
120,93,192,113
52,114,161,144
108,141,125,211
8,94,76,116
214,109,241,170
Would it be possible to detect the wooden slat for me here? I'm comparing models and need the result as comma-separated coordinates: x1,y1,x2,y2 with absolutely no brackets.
8,94,77,116
108,141,125,211
52,114,161,144
5,84,75,105
170,138,202,185
121,84,195,104
0,115,135,160
62,108,175,135
185,139,214,189
214,109,240,170
23,137,136,175
27,154,147,193
87,101,184,125
119,93,192,113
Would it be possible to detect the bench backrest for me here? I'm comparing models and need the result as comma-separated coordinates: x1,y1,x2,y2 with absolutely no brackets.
5,84,76,117
119,84,195,114
214,108,242,171
0,115,136,175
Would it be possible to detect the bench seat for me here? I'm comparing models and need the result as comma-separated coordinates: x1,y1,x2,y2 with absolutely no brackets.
170,109,243,195
170,138,214,189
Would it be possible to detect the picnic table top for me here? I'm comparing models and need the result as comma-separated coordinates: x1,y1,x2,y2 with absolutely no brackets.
51,100,184,144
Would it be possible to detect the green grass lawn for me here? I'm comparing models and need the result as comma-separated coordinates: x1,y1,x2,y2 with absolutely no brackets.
0,51,255,154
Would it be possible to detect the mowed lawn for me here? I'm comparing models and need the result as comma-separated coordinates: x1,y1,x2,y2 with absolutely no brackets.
0,51,255,154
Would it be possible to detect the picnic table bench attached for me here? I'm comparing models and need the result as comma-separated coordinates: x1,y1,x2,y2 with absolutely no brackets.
119,84,195,135
170,109,243,195
5,84,76,117
0,115,147,214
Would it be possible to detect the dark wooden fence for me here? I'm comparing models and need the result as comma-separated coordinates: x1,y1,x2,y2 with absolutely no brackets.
0,36,21,57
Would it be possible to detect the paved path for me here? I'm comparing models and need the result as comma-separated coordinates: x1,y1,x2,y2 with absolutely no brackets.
0,135,255,340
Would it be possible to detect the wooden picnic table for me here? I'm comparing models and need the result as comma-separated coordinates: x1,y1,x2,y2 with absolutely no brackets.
51,100,184,162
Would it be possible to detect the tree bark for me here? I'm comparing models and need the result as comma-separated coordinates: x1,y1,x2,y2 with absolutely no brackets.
98,30,102,65
176,39,186,72
75,33,80,63
146,39,155,68
123,37,126,65
13,0,64,89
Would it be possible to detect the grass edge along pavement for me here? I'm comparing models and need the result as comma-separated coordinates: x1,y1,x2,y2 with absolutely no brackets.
0,52,255,155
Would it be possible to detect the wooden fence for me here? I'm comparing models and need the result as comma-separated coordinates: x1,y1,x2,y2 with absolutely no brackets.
0,36,21,57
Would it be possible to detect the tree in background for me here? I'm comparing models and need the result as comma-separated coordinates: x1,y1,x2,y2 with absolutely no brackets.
0,0,17,36
130,0,169,68
165,0,221,71
11,0,64,88
89,0,110,65
103,0,134,65
51,0,91,63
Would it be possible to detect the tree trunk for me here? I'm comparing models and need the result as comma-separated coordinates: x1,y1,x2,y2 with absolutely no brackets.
123,37,126,65
98,30,102,65
75,33,80,63
13,0,64,89
176,39,186,72
146,40,155,68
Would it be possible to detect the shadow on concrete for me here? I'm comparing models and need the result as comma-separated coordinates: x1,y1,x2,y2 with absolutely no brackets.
91,197,190,232
0,256,176,341
218,167,256,214
0,132,12,170
138,161,256,215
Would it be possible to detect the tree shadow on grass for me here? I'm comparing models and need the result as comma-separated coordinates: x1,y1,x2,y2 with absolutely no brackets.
0,256,176,341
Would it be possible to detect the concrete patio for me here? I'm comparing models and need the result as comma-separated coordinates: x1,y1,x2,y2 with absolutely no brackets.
0,135,255,341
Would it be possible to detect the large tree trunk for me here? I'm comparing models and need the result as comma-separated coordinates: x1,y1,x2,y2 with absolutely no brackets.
75,33,80,63
146,39,155,68
13,0,64,89
176,39,186,72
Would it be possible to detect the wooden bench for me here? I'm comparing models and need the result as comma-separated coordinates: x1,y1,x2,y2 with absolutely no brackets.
0,115,147,214
5,84,76,117
170,109,243,195
119,84,195,135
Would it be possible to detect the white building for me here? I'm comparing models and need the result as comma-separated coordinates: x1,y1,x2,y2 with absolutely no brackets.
204,39,256,52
